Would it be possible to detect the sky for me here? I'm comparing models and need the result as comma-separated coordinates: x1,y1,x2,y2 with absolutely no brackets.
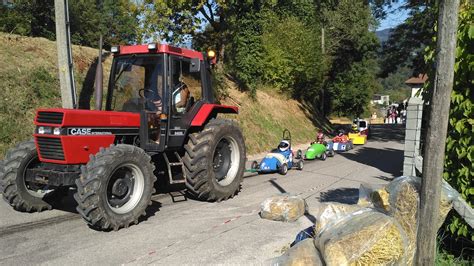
377,1,410,31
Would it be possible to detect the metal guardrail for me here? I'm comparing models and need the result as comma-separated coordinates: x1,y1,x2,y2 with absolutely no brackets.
415,156,474,228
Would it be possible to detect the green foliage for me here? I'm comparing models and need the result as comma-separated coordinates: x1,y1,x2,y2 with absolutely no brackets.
324,0,380,117
261,15,324,100
228,10,265,97
377,66,412,103
328,60,378,117
425,2,473,240
0,0,139,49
380,2,437,77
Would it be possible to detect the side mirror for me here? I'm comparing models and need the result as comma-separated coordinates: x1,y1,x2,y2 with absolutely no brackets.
190,58,200,72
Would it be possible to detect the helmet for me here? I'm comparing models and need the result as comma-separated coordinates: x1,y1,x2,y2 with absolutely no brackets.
278,140,290,152
351,124,358,131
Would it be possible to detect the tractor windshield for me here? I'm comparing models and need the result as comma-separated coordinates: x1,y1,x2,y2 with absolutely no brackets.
107,55,164,113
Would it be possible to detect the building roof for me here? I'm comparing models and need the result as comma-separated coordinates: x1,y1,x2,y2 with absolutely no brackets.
405,74,428,84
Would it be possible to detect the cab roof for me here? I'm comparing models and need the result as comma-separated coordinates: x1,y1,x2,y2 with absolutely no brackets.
114,44,204,60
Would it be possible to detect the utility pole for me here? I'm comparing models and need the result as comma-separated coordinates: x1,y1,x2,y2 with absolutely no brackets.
320,26,325,115
54,0,77,109
415,0,460,264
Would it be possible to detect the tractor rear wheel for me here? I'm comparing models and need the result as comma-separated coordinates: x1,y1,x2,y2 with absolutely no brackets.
1,140,62,212
74,145,156,230
183,119,246,202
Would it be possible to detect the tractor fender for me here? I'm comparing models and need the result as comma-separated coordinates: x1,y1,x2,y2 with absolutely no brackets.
190,104,238,127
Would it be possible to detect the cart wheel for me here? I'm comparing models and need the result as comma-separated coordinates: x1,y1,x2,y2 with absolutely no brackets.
251,160,259,170
296,150,302,159
279,163,288,175
297,160,304,170
320,152,327,161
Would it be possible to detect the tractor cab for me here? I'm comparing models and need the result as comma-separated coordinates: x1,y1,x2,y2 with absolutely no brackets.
105,44,215,152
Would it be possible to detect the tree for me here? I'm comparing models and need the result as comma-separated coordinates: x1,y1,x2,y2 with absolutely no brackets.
323,0,380,116
380,1,437,77
423,1,473,241
0,0,139,49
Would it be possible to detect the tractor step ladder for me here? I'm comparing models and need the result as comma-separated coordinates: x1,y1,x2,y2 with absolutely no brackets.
163,152,186,184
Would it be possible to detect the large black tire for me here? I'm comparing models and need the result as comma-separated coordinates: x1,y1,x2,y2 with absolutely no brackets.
74,145,156,231
183,119,246,202
0,140,57,212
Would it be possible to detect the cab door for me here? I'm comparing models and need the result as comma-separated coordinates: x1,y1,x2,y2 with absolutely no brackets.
167,56,204,149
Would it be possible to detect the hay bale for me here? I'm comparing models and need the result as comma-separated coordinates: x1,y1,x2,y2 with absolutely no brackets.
260,194,306,222
308,203,364,235
268,239,324,266
388,180,419,266
315,210,407,266
357,183,390,211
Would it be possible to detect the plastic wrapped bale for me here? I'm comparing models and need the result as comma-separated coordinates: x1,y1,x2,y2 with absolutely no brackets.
385,176,455,265
268,239,324,266
357,183,390,212
307,202,365,235
385,177,419,266
439,180,458,228
260,194,307,222
315,209,407,266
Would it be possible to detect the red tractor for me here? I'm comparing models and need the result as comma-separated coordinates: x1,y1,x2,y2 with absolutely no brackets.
0,44,246,230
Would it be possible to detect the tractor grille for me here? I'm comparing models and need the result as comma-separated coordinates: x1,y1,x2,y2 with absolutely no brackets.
37,111,64,125
36,137,65,161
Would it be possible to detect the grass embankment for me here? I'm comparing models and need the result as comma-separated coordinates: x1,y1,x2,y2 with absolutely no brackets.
0,32,330,158
220,86,332,155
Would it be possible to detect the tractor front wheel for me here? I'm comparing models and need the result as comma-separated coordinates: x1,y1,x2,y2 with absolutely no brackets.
0,140,63,212
74,145,156,231
183,119,246,202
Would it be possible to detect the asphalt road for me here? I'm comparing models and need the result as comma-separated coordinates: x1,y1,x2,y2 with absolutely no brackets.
0,124,405,265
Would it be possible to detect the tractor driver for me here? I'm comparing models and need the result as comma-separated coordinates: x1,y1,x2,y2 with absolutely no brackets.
174,82,190,113
144,71,163,144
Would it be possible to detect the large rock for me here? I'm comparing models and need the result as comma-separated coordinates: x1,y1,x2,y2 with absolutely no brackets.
260,194,306,222
268,239,324,266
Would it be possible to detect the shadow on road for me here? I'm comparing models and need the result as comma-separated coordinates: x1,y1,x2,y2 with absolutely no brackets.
318,188,359,204
338,146,403,180
368,124,405,143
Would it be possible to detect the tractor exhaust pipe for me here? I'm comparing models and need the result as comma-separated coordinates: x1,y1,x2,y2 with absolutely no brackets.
94,35,103,110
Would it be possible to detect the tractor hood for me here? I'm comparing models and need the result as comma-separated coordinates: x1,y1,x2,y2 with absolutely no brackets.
34,108,140,128
33,108,140,164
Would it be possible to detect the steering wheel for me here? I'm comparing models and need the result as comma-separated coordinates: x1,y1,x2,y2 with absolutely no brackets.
139,89,161,112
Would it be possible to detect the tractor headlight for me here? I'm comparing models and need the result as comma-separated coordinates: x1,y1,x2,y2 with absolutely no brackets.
38,126,45,134
147,43,157,50
53,127,61,135
111,46,120,53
